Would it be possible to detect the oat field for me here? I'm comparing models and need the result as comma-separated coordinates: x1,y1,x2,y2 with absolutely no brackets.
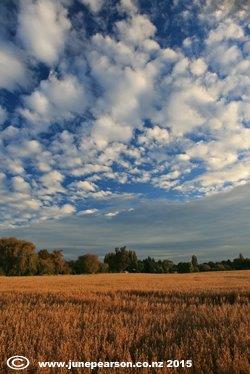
0,271,249,373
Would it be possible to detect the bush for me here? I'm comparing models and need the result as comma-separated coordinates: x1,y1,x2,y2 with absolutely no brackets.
74,254,100,274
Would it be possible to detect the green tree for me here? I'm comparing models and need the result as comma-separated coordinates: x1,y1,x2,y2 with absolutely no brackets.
0,237,38,275
191,255,199,272
232,254,250,270
162,259,174,273
199,263,211,272
140,257,157,273
104,246,138,272
98,262,109,273
37,249,55,275
238,253,245,262
66,260,76,274
37,249,69,275
75,254,100,274
215,263,226,271
51,250,69,274
177,262,193,273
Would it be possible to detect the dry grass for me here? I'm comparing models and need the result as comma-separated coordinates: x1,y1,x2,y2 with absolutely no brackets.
0,271,249,373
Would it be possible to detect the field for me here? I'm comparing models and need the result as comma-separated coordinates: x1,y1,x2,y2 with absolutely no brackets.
0,271,249,373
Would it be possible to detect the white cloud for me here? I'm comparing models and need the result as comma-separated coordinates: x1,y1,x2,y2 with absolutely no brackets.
20,73,87,126
91,115,132,149
38,203,76,221
208,44,242,74
0,126,19,141
60,204,76,214
190,58,207,76
197,160,250,193
78,208,99,215
0,44,27,90
206,19,244,45
88,22,158,147
119,0,137,14
138,126,169,146
75,180,97,192
6,139,42,158
18,0,71,65
40,170,65,195
12,176,30,192
80,0,104,13
116,14,156,45
105,211,119,217
159,83,214,135
7,160,25,175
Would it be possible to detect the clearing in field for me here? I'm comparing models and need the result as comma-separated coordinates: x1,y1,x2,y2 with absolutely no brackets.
0,271,249,373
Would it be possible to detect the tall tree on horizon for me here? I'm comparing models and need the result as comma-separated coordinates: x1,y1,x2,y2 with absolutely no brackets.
0,237,37,275
104,246,138,272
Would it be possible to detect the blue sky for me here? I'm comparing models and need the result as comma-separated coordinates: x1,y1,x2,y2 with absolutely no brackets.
0,0,250,260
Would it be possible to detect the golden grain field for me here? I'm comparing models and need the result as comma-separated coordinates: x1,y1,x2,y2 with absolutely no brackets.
0,271,249,373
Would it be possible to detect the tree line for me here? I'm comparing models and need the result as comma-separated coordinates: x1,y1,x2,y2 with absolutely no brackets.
0,237,249,276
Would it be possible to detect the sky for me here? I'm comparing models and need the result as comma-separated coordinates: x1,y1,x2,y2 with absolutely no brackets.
0,0,250,261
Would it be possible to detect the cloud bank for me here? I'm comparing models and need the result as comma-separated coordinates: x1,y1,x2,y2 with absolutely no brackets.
2,184,250,261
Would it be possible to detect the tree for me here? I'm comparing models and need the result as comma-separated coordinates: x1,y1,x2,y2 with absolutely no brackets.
232,254,250,270
50,250,69,274
162,259,174,273
98,262,109,273
177,262,193,273
66,260,77,274
140,257,157,273
0,237,38,275
199,263,211,272
208,261,216,271
238,253,245,262
139,258,174,273
74,254,100,274
215,263,226,271
37,249,69,275
37,249,55,275
191,255,199,272
104,246,138,272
